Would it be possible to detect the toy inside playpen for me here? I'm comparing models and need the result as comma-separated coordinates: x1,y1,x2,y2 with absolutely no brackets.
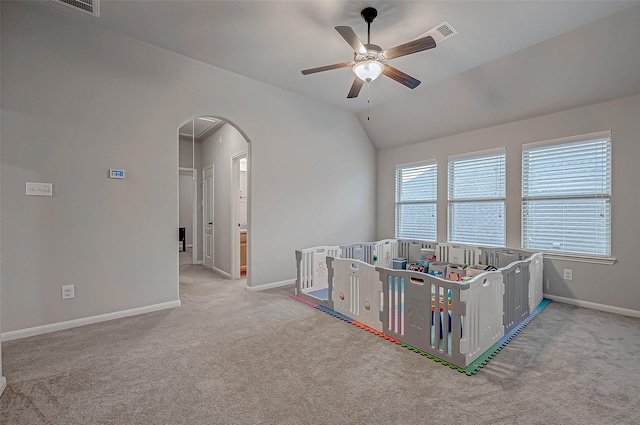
294,239,544,369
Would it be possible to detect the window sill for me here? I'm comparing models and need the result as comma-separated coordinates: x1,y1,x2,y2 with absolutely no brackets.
541,251,616,266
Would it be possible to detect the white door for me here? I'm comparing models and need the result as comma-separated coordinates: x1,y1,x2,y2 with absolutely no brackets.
203,165,214,270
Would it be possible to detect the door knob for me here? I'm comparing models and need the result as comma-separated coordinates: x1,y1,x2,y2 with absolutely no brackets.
208,222,213,225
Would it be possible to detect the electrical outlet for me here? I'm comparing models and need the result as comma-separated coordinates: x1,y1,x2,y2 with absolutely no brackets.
62,285,75,300
563,269,573,281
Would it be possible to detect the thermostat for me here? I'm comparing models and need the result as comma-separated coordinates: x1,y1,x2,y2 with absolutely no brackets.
109,169,125,179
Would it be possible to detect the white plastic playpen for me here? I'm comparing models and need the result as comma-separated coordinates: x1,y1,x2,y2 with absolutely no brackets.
294,239,544,369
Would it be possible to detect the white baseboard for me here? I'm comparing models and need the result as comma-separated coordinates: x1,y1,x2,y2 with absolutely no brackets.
1,300,181,342
0,377,6,396
195,260,203,265
545,294,640,318
246,279,295,292
213,267,232,279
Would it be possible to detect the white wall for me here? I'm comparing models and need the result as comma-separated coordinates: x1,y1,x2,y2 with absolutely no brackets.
200,124,247,276
0,2,375,333
377,94,640,312
179,136,201,169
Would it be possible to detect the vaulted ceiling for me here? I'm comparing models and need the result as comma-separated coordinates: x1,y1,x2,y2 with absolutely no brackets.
41,0,640,149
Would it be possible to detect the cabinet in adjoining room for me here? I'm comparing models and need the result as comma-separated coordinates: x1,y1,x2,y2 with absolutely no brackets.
240,230,247,276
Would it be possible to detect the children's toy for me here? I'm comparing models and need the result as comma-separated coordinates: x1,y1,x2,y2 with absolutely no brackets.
427,261,448,277
446,264,465,281
418,248,436,268
392,258,407,270
407,263,425,272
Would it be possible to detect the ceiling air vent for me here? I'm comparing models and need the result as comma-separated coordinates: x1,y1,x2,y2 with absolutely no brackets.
415,21,458,44
51,0,100,17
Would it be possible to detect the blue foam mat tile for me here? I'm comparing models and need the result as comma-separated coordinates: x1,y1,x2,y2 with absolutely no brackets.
316,305,353,323
497,298,552,347
307,287,329,301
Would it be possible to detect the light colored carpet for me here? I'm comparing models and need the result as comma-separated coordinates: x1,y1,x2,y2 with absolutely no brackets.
1,265,639,424
179,248,193,266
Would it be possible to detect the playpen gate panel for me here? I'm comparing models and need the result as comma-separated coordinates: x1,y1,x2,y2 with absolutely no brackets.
375,239,398,268
437,243,483,266
377,268,468,368
379,270,422,345
459,272,505,361
340,242,376,265
397,239,438,264
502,260,530,334
482,248,531,268
528,253,544,312
330,258,383,332
295,246,340,296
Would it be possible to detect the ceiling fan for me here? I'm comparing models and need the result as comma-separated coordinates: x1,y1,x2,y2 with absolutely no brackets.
301,7,437,99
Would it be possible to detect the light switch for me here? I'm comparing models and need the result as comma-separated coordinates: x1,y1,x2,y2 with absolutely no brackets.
26,182,53,196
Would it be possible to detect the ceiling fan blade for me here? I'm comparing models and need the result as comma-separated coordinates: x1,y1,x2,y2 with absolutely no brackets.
347,78,364,98
382,35,436,60
382,65,421,89
301,61,352,75
335,26,367,54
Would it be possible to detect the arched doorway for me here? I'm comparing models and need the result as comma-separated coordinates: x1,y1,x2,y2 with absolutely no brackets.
177,116,251,283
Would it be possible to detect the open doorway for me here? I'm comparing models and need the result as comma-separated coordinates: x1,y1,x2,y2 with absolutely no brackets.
177,116,250,283
179,167,198,265
231,152,248,279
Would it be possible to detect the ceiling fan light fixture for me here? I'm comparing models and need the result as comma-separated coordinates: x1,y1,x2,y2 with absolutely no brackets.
301,7,434,99
353,60,383,82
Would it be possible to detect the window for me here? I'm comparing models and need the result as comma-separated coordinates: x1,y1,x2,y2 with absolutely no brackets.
522,131,611,256
448,148,506,246
395,161,437,240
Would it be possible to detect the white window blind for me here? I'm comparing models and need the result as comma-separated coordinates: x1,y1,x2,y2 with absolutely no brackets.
522,132,611,256
448,149,505,246
395,162,437,240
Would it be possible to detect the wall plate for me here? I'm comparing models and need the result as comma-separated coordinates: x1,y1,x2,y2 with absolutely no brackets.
109,169,125,179
26,182,53,196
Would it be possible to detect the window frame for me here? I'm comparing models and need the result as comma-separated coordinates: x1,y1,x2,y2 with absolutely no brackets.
521,130,615,265
447,148,506,246
394,160,438,241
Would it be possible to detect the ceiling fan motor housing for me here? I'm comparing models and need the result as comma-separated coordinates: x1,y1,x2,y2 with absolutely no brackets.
357,44,384,62
361,7,378,24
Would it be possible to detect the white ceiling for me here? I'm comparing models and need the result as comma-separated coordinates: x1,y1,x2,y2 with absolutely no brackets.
41,0,640,148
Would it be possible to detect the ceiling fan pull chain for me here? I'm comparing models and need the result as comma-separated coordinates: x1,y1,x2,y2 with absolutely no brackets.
367,81,371,120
